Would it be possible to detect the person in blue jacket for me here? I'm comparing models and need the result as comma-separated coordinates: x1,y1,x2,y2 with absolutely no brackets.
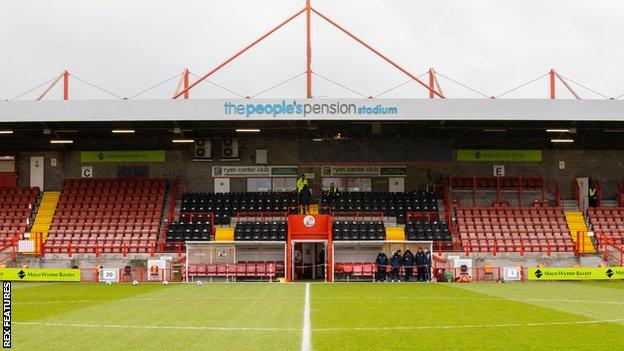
424,248,432,281
374,252,389,282
390,250,403,282
402,250,415,281
415,247,426,282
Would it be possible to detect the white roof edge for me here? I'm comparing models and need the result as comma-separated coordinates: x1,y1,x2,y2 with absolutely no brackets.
1,98,624,122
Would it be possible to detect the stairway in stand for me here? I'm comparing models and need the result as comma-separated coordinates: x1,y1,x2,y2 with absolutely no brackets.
565,211,595,254
30,191,60,252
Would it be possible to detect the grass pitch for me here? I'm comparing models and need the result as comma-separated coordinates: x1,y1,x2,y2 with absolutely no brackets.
11,281,624,350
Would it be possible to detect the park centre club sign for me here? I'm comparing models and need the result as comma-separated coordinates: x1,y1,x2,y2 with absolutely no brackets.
212,166,298,178
322,166,407,177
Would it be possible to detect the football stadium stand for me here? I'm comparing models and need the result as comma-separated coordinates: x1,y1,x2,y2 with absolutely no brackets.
0,187,38,244
455,205,575,252
44,178,166,253
588,207,624,245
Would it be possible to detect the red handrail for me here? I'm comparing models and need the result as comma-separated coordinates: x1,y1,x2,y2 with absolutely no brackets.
330,212,384,221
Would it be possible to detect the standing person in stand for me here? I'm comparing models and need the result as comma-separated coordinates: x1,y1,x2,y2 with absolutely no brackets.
588,182,598,207
296,174,309,213
299,184,312,214
390,250,403,282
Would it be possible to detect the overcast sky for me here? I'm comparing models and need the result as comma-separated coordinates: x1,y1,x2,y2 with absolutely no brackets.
1,0,623,100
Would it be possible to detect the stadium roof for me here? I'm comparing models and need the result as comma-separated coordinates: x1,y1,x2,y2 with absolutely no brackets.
2,98,624,122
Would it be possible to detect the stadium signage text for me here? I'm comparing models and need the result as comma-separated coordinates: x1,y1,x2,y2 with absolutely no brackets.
223,100,398,118
212,166,298,177
0,268,81,282
528,267,624,281
322,166,407,177
456,149,542,162
81,150,165,163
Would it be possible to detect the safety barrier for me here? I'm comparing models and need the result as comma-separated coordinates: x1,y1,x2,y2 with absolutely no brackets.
330,212,384,221
236,212,289,222
0,235,20,265
432,266,504,282
457,240,567,257
446,176,560,207
601,237,624,266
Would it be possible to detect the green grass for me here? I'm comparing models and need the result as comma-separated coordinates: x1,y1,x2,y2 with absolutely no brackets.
11,281,624,350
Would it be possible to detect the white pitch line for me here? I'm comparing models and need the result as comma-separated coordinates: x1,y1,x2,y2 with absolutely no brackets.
302,283,312,351
13,318,624,333
14,296,624,306
13,322,298,332
312,318,624,332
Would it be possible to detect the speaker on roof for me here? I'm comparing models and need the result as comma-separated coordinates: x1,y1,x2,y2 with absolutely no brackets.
221,139,239,159
194,140,211,160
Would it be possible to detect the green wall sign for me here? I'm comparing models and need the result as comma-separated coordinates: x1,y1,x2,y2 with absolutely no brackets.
456,150,542,162
322,166,407,177
81,151,166,163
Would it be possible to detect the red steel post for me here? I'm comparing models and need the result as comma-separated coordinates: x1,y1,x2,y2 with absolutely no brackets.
549,69,556,99
63,70,69,100
306,0,313,98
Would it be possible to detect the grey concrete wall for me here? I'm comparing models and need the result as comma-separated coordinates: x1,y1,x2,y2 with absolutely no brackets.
13,141,624,199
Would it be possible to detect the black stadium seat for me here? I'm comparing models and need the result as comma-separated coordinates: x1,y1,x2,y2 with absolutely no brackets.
321,191,438,222
234,220,287,241
166,220,212,242
181,192,297,225
404,220,452,241
332,220,385,241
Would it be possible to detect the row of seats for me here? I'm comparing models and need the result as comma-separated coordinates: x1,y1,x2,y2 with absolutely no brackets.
0,210,33,218
44,239,156,253
334,262,375,278
57,197,164,206
187,262,282,278
448,176,545,189
234,221,288,241
405,221,452,241
166,221,212,242
0,200,36,208
52,210,161,220
0,187,39,195
63,178,166,189
457,207,564,219
182,192,297,212
465,239,574,252
52,218,159,226
332,221,386,241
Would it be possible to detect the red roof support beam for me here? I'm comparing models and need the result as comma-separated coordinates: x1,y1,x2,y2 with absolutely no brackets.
549,69,556,99
173,8,306,99
428,68,435,99
63,70,69,100
554,71,581,99
36,71,65,101
183,68,189,100
306,0,313,98
311,7,444,98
